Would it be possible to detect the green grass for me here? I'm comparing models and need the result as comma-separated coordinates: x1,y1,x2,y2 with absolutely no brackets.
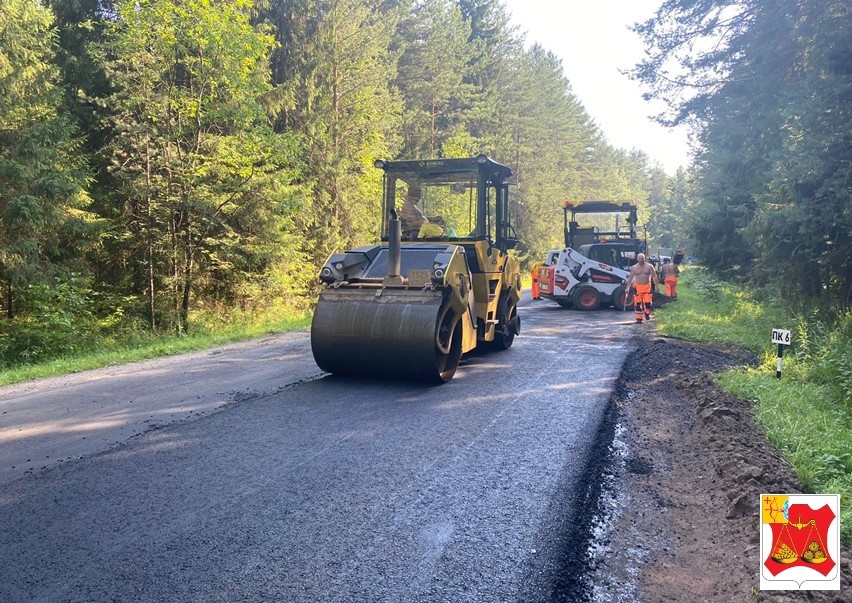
0,312,311,386
655,267,852,543
653,267,775,353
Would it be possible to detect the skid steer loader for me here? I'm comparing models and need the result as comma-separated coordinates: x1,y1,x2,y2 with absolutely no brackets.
537,246,631,311
310,155,522,383
536,199,663,310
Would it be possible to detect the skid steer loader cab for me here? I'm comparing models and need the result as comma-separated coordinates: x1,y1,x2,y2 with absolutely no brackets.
311,155,522,383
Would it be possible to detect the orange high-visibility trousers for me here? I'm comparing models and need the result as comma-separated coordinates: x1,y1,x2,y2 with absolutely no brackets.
665,276,678,299
633,282,653,321
531,262,544,299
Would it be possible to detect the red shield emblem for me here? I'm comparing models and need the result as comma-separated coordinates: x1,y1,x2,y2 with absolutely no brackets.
763,501,836,577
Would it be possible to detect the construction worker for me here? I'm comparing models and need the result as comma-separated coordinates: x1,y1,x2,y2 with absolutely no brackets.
401,182,447,238
400,183,428,238
625,252,659,323
660,257,679,300
531,260,544,300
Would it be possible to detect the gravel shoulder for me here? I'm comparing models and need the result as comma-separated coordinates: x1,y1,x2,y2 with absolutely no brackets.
595,328,851,602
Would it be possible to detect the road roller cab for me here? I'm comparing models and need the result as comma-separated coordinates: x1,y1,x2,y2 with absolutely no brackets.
311,155,522,383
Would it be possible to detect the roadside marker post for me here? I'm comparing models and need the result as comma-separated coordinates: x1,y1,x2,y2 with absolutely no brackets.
771,328,791,379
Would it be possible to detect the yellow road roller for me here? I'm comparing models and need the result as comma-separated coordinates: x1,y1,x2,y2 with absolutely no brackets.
310,155,522,382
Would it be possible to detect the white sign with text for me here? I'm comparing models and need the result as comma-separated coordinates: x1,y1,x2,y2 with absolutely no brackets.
772,329,791,345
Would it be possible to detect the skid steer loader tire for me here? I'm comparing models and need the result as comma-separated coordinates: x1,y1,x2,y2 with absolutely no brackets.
572,285,601,311
612,285,630,311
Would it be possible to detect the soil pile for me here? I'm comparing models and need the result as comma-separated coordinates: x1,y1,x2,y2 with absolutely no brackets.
595,332,850,602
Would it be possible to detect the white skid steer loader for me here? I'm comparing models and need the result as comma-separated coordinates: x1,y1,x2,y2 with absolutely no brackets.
536,247,631,311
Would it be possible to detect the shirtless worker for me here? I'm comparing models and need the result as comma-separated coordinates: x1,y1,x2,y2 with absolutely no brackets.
625,253,659,323
659,257,680,300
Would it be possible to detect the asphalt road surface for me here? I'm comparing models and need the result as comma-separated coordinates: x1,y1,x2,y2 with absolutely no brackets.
0,294,640,603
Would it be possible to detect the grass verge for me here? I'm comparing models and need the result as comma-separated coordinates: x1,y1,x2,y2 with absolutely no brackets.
655,267,852,544
0,312,312,386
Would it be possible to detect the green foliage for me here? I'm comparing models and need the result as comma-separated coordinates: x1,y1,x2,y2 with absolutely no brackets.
789,310,852,401
4,0,844,349
657,268,852,543
95,0,300,333
0,308,312,386
46,0,113,141
716,368,852,544
687,268,725,302
0,0,730,356
633,0,851,306
0,278,97,366
395,0,473,157
259,0,402,260
0,0,92,303
655,267,776,352
646,167,692,252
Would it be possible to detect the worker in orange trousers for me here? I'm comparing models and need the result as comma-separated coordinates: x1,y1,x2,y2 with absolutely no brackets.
660,257,679,300
626,253,659,322
531,260,544,300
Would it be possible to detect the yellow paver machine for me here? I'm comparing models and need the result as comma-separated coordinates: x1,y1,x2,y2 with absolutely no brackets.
311,155,522,383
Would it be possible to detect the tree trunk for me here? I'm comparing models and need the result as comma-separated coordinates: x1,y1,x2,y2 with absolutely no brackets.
179,213,193,334
145,144,156,330
180,260,192,334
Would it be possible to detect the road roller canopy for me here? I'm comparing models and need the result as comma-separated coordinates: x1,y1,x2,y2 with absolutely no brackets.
375,156,516,251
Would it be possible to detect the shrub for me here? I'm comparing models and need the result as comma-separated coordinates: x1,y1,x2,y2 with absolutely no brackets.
0,279,99,367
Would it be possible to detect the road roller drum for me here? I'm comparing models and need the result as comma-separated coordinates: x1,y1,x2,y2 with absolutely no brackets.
311,286,465,382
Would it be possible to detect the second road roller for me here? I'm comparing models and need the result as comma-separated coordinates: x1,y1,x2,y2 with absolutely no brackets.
311,155,522,383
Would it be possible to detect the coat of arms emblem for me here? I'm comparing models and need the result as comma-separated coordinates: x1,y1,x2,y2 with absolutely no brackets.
760,494,840,590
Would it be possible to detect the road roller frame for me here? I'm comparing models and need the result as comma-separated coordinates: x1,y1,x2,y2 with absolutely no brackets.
311,155,522,383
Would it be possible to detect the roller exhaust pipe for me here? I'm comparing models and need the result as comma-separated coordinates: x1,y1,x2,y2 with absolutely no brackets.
388,208,401,279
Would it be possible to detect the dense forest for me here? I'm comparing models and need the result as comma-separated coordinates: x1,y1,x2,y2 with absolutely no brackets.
634,0,850,304
0,0,849,365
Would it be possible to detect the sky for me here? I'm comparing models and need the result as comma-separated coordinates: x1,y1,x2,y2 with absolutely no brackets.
501,0,692,175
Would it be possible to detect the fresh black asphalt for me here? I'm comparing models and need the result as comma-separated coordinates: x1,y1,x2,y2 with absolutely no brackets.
0,297,639,602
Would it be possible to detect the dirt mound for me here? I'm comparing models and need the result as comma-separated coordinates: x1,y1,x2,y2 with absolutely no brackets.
595,334,850,602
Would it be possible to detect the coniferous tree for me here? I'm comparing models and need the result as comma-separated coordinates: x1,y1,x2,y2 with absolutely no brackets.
0,0,91,319
646,167,693,252
500,44,602,262
633,0,851,303
46,1,114,144
395,0,473,157
457,0,519,154
260,0,403,262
